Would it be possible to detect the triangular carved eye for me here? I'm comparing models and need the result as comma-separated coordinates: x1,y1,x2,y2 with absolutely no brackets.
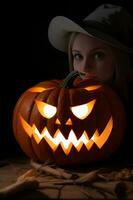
35,100,57,119
71,99,96,119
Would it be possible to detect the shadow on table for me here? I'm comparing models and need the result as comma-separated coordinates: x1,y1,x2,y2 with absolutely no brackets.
1,190,49,200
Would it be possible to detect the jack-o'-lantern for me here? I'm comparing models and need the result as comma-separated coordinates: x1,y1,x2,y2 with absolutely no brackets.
13,71,126,166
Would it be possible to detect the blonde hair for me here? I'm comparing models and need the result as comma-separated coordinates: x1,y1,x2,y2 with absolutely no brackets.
68,32,78,72
68,32,133,105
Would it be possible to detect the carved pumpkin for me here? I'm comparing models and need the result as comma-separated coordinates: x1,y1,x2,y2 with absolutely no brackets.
13,71,126,166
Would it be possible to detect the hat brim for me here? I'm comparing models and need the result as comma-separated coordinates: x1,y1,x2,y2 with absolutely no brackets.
48,16,133,54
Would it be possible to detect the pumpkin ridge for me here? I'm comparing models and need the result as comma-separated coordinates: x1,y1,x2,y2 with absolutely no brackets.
14,92,39,160
101,86,126,153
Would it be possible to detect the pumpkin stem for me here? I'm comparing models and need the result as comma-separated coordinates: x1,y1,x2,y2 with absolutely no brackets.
60,71,85,88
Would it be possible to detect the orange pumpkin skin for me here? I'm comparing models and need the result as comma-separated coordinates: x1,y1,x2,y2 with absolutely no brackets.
13,73,126,166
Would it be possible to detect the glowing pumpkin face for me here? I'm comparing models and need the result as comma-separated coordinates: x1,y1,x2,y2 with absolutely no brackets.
13,72,126,166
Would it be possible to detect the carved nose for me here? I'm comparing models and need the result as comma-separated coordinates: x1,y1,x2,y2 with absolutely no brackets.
65,118,72,125
55,119,61,125
55,118,72,125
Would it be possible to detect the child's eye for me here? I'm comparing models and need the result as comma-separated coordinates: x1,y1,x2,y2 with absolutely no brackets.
92,52,105,61
73,53,83,60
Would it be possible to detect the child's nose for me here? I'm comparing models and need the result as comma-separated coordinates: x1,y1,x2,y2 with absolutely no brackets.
81,58,93,72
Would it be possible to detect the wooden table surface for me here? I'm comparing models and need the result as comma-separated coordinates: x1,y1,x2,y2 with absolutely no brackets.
0,154,133,200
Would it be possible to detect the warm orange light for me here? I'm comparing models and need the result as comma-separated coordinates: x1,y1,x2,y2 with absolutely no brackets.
35,100,57,119
28,86,54,93
71,100,96,119
28,87,46,93
55,119,61,125
28,85,101,93
93,117,113,148
20,115,113,155
85,85,101,91
65,118,72,125
55,118,73,125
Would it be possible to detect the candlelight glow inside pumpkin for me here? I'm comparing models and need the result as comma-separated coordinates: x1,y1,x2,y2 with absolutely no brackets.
19,86,113,155
13,71,126,166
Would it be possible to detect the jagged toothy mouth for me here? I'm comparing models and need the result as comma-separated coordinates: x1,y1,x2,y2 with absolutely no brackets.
20,116,113,155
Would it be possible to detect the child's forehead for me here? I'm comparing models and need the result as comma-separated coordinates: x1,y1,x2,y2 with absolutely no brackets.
72,33,110,52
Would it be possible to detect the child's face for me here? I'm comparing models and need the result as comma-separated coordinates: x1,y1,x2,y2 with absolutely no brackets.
72,33,115,82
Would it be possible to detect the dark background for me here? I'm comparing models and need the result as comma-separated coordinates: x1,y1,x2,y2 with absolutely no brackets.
1,0,133,159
